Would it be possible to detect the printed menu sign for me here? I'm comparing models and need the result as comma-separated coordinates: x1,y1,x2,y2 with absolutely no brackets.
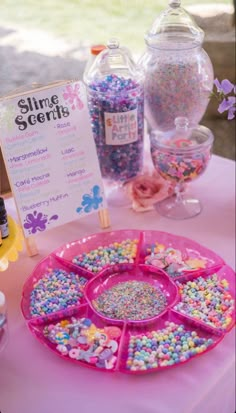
0,81,107,237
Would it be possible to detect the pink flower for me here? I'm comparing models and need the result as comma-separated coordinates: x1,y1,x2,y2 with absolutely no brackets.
124,171,173,212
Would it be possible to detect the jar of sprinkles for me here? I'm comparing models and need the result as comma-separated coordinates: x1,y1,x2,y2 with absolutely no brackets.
84,38,144,184
139,0,214,132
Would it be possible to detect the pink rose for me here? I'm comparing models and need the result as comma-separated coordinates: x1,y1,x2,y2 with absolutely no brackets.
124,171,173,212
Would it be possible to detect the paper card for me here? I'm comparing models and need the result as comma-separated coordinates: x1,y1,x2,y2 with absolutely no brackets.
0,81,107,237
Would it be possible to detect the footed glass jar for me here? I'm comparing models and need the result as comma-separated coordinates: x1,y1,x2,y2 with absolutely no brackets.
84,39,144,187
150,117,214,219
139,0,214,132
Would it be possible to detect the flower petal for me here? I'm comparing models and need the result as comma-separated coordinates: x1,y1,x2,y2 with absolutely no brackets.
221,79,234,95
227,107,235,120
214,78,222,92
218,98,230,113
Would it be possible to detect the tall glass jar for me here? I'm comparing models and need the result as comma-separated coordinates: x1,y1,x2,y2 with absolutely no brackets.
84,39,144,193
139,0,214,132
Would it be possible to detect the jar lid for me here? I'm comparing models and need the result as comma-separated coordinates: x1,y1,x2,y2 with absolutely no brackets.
145,0,204,50
84,38,143,85
151,117,214,150
90,44,106,55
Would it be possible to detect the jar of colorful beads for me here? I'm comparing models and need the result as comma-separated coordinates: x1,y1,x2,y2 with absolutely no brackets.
139,0,214,132
0,291,8,353
150,117,214,219
84,38,144,206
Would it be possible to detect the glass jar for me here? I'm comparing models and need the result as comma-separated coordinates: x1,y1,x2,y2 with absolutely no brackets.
149,117,214,219
139,0,214,132
84,39,144,185
0,291,8,352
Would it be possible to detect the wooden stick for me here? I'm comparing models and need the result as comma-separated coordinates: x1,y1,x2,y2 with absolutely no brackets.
98,208,111,229
24,236,38,257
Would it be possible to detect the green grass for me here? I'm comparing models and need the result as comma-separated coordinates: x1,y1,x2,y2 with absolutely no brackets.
0,0,232,53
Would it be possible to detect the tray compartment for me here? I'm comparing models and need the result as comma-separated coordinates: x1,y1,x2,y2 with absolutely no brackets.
29,304,125,372
173,265,235,333
21,254,91,320
85,264,179,324
139,230,225,280
118,310,221,374
53,230,142,273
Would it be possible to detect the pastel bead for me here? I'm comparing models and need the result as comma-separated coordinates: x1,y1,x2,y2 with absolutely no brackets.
126,321,214,371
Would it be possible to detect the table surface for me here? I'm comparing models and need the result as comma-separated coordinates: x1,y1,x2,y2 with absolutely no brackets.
0,154,235,413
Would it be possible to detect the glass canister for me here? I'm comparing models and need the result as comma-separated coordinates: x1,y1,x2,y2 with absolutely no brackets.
139,0,214,132
149,117,214,219
84,39,144,185
0,291,8,352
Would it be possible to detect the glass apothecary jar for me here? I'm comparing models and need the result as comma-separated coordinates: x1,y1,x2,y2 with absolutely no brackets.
84,39,144,204
139,0,214,132
150,117,214,219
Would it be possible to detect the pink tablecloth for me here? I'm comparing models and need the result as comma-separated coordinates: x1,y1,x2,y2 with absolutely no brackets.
0,154,235,413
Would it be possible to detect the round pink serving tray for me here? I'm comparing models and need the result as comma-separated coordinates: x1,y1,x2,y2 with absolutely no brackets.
21,230,235,374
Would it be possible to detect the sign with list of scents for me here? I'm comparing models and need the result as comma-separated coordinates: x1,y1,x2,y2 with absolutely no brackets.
0,81,108,238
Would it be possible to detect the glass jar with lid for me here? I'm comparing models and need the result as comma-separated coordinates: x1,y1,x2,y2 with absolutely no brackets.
84,38,144,202
150,116,214,219
139,0,214,132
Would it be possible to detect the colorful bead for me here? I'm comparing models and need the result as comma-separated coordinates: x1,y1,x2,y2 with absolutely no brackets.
87,74,144,182
30,269,87,317
126,321,214,371
174,274,235,329
72,238,138,273
92,280,167,321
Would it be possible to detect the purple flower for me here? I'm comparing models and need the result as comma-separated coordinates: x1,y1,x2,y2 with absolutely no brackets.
214,78,234,95
218,96,236,119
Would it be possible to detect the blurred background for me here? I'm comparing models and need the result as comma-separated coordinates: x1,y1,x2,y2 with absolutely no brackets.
0,0,235,192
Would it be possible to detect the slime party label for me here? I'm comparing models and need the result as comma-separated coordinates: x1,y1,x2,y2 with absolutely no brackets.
104,109,138,145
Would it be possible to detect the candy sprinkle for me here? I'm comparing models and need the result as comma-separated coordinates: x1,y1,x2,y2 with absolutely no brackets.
30,269,87,317
144,58,212,131
43,316,121,370
150,142,211,184
92,280,167,321
145,243,207,278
